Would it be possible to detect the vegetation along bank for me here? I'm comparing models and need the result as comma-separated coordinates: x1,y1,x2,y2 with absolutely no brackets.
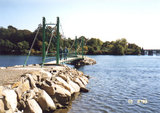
0,26,141,55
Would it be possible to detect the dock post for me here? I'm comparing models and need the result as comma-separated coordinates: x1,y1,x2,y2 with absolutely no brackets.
75,36,77,56
82,36,84,58
56,17,60,64
42,17,46,65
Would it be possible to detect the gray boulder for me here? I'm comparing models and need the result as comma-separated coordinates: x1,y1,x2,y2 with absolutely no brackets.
24,99,42,113
3,89,17,112
53,84,71,106
36,89,56,111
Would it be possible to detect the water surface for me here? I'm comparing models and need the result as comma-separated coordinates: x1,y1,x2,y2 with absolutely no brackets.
0,55,55,67
69,55,160,113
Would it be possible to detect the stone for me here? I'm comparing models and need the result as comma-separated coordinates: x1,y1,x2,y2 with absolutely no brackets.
15,80,30,100
0,99,5,113
30,70,52,81
5,109,13,113
58,73,67,81
0,86,4,96
36,90,56,111
22,89,36,100
78,71,83,76
74,78,85,88
53,84,71,106
3,89,17,112
18,99,26,110
55,84,71,97
26,74,36,89
40,70,52,79
79,77,88,85
12,81,22,89
82,76,89,83
24,99,42,113
80,87,89,93
41,81,55,96
56,77,75,94
68,80,80,93
30,74,39,82
15,110,23,113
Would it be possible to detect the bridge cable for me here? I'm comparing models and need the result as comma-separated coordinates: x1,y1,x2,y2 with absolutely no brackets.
45,31,56,58
60,23,76,56
24,24,41,66
77,39,82,52
42,29,57,66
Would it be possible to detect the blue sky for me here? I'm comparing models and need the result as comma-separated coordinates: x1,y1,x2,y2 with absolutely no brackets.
1,0,160,49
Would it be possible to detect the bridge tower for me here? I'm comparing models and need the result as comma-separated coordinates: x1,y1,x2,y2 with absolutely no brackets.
56,17,60,64
42,17,60,65
42,17,46,64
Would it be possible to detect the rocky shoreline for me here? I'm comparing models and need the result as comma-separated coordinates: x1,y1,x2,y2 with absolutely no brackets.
0,57,96,113
68,56,96,67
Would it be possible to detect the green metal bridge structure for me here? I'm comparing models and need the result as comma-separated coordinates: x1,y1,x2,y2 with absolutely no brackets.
24,17,85,67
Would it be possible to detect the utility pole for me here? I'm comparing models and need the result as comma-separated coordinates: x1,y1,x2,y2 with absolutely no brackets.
42,17,46,64
56,17,60,64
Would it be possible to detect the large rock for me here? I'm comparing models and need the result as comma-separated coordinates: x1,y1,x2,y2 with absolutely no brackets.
24,99,42,113
82,76,89,83
18,88,38,110
40,70,52,79
15,80,30,100
41,81,55,96
0,99,5,113
3,89,17,112
68,79,80,93
0,86,4,96
80,87,89,93
22,89,36,101
79,77,88,85
30,70,52,81
36,90,56,111
74,78,85,88
56,77,75,94
26,74,36,89
53,84,71,106
58,73,67,81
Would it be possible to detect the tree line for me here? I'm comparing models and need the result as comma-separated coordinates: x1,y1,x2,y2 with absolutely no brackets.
0,26,141,55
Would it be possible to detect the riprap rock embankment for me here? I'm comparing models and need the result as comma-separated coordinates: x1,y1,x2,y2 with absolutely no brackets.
0,57,96,113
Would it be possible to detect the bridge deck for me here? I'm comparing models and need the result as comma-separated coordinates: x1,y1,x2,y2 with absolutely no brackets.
44,55,83,65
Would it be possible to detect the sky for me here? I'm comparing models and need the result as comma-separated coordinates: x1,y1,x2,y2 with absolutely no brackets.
1,0,160,49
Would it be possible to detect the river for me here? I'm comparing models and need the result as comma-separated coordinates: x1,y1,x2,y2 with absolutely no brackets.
0,55,160,113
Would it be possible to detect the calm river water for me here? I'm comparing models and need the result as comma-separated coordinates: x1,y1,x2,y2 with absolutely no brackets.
0,55,160,113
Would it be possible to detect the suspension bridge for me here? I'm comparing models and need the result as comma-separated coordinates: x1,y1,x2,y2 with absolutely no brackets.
24,17,85,67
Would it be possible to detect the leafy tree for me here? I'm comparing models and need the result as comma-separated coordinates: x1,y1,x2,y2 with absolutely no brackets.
0,26,142,55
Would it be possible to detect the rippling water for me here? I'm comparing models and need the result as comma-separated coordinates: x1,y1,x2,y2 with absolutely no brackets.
68,55,160,113
1,55,160,113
